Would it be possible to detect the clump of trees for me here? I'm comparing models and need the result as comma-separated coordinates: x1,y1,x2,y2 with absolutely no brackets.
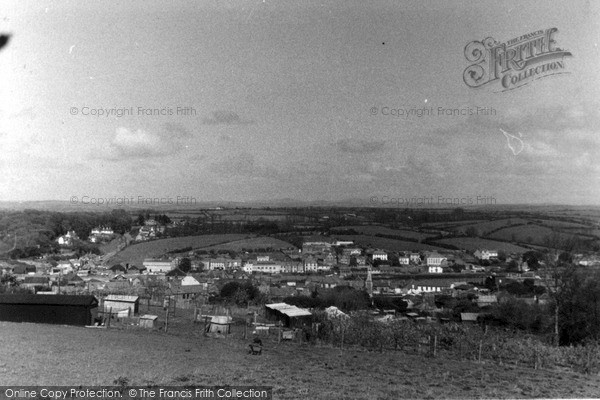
217,281,262,306
0,209,132,259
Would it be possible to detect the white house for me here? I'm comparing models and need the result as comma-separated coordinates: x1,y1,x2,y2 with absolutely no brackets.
372,250,388,261
143,258,176,274
245,261,282,274
57,231,78,246
474,249,499,260
424,252,447,266
52,261,74,275
409,253,422,264
303,256,318,272
398,255,410,265
428,265,443,274
410,284,445,293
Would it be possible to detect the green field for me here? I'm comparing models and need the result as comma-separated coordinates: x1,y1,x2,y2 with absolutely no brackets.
486,225,583,246
108,234,253,267
332,226,436,241
420,220,489,228
335,235,442,252
433,237,530,253
449,219,530,236
2,321,600,399
533,219,592,229
196,236,297,251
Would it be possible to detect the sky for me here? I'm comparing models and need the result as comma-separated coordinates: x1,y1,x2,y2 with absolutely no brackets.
1,0,599,205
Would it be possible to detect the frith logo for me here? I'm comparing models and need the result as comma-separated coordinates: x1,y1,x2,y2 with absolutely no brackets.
463,28,572,91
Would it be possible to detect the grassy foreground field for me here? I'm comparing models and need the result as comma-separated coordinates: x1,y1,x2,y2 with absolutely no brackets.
2,322,600,399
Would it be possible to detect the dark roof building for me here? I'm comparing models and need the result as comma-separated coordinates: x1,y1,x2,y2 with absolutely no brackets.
0,294,99,326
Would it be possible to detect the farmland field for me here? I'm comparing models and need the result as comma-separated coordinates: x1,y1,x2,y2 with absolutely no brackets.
108,234,253,266
331,225,436,240
433,237,530,253
2,321,600,399
420,220,490,228
533,219,592,229
196,236,297,251
486,225,584,246
449,218,530,236
335,235,443,252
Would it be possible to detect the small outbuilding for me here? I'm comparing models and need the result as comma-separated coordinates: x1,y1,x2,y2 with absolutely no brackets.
206,315,232,334
103,295,140,316
265,303,312,328
139,314,158,329
460,312,480,322
0,294,98,326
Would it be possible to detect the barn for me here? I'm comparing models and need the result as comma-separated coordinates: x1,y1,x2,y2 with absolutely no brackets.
0,294,99,326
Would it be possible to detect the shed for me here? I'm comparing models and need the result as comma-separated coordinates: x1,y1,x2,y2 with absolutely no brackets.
265,303,312,328
103,295,139,315
0,294,98,326
460,313,480,322
207,315,232,334
139,314,158,329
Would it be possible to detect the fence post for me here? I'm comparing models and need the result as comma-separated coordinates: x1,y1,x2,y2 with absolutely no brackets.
433,335,437,358
203,316,210,336
107,307,112,328
278,321,282,344
478,340,483,363
165,306,169,333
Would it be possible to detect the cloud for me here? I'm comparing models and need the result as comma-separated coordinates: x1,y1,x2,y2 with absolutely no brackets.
96,123,192,160
334,138,386,154
202,110,254,125
163,122,191,138
210,152,281,179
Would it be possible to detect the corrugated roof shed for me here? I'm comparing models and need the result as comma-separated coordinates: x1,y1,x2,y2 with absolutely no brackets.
266,302,312,317
105,295,139,302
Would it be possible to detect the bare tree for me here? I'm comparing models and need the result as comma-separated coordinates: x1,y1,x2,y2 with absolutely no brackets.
541,233,578,345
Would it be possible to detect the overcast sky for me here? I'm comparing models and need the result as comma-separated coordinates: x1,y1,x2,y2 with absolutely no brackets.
1,0,599,205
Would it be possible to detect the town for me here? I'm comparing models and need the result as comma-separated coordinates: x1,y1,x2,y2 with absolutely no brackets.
1,206,598,334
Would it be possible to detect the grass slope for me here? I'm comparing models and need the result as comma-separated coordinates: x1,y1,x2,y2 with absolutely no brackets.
335,235,443,252
196,236,297,251
332,226,436,240
434,237,530,253
1,322,600,399
108,234,253,266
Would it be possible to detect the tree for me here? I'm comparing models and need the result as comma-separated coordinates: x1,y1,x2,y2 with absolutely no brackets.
220,281,260,306
540,241,578,345
136,214,145,226
522,251,542,270
506,259,519,272
497,250,507,262
178,257,192,273
349,256,358,267
0,273,19,288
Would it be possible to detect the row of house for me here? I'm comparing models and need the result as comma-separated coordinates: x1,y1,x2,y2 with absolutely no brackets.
89,226,114,243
